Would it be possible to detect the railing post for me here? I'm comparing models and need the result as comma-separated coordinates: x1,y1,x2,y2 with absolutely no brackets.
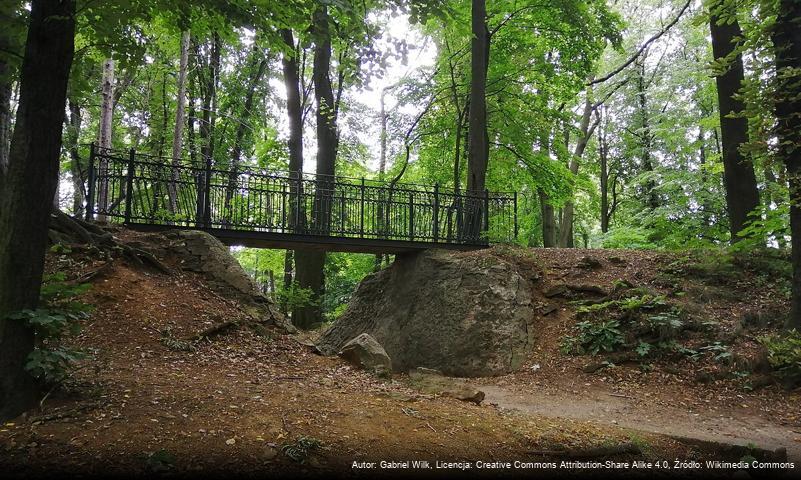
409,192,414,241
85,143,96,221
513,191,518,239
294,175,302,233
359,178,365,237
124,148,135,224
483,189,490,240
202,156,212,228
281,182,287,232
433,183,440,243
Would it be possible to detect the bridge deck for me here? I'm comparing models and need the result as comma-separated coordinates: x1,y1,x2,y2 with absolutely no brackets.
86,146,518,253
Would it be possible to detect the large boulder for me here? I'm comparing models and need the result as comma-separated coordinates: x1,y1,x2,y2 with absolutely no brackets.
317,249,537,377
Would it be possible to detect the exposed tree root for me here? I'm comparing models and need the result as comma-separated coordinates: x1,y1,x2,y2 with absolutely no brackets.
48,209,172,274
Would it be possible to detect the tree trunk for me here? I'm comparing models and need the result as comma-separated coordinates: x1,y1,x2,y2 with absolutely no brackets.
539,189,557,247
0,0,75,421
636,59,659,210
294,6,337,329
465,0,489,239
280,29,304,311
186,45,201,222
281,29,305,227
168,30,190,214
709,3,761,242
599,108,610,233
559,92,598,247
771,0,801,328
0,58,11,175
96,58,114,221
67,99,83,215
223,54,268,223
196,33,221,225
375,87,388,268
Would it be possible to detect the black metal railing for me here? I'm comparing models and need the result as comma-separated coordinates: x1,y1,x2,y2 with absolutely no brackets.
85,145,518,246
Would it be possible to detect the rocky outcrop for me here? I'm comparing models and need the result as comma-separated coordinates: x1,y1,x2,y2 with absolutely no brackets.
338,333,392,377
317,249,538,377
134,230,293,333
169,230,256,295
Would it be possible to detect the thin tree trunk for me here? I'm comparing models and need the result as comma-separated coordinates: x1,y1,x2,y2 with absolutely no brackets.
0,59,11,175
280,29,305,306
375,87,389,269
539,189,557,247
559,90,599,248
636,59,658,210
294,6,337,329
223,55,268,223
188,63,202,223
0,0,75,421
465,0,489,239
97,58,114,221
709,2,761,242
168,30,190,214
67,100,83,215
197,33,221,225
771,0,801,328
599,108,610,233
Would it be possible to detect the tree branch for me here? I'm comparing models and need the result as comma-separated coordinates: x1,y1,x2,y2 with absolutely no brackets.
589,0,692,86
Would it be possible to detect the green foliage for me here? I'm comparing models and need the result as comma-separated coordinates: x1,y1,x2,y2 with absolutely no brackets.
7,273,92,383
568,285,693,359
277,284,318,312
598,227,657,249
759,330,801,382
698,342,732,363
561,320,625,355
281,436,322,463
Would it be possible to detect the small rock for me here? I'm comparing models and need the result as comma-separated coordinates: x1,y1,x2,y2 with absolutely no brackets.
263,446,278,460
225,438,236,445
694,372,715,384
338,333,392,377
583,362,608,374
540,304,558,316
566,284,608,296
544,284,569,298
443,386,485,405
577,256,603,269
608,256,628,266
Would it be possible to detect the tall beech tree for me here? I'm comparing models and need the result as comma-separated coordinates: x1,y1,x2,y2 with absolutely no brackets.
168,30,190,214
294,5,337,329
708,0,760,242
465,0,489,238
771,0,801,328
280,28,305,311
0,0,75,420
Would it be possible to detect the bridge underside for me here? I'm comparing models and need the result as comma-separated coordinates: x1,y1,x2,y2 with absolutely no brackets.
128,224,486,254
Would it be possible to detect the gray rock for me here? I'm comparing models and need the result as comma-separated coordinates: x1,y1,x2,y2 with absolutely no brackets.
443,387,485,405
338,333,392,376
317,249,537,377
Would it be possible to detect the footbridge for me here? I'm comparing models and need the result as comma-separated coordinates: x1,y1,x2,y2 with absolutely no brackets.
85,146,518,254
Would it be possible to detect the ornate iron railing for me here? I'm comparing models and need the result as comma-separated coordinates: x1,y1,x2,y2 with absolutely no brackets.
85,145,518,246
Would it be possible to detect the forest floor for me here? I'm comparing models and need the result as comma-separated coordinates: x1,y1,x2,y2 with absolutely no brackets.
0,234,799,477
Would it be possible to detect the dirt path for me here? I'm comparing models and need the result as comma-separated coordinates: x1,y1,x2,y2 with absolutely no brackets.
478,383,801,461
